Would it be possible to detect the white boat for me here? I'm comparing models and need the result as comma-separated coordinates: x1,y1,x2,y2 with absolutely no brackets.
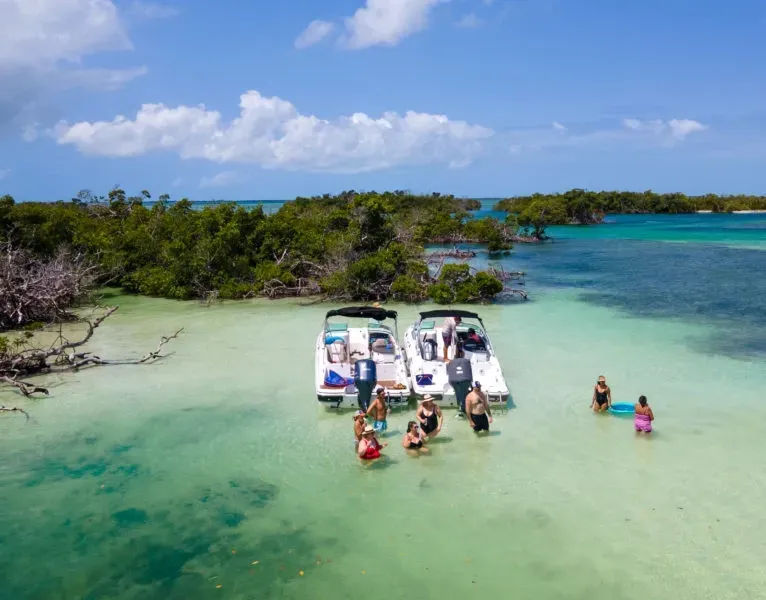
403,309,509,407
315,306,410,408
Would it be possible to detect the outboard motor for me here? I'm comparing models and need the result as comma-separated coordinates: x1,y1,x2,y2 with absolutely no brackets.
447,355,473,414
354,359,377,411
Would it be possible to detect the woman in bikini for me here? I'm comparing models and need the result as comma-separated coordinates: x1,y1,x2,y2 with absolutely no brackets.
634,395,654,433
591,375,612,412
416,394,443,439
401,421,429,454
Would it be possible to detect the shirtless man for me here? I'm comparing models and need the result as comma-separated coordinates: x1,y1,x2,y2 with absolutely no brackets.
465,381,492,433
442,315,461,362
366,387,389,433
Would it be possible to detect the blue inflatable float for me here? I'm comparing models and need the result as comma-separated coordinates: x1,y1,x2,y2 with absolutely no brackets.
609,402,634,415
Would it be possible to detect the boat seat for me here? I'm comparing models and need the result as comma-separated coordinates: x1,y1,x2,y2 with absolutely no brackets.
348,328,370,361
327,341,347,363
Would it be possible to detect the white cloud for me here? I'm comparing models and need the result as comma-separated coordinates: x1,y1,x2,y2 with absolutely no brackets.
342,0,445,49
127,1,179,20
622,118,707,140
200,171,243,188
295,20,335,49
508,117,708,154
55,89,494,173
668,118,707,139
0,0,130,66
0,0,144,135
456,13,483,28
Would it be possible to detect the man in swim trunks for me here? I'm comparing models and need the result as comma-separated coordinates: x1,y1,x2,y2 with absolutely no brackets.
358,425,387,460
591,375,612,412
442,315,461,362
366,387,389,433
466,381,492,433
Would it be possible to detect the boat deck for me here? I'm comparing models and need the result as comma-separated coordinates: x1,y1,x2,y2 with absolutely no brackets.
319,379,399,391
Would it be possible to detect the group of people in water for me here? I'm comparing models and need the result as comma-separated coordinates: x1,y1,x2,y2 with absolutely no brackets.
353,382,494,460
590,375,655,433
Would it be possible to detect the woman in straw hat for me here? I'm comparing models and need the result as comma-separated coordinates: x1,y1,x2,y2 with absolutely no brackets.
357,424,387,460
416,394,443,439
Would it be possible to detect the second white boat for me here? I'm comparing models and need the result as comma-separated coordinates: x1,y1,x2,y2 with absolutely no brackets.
403,309,509,407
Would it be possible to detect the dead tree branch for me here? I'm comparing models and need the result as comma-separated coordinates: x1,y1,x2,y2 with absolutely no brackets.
0,306,183,397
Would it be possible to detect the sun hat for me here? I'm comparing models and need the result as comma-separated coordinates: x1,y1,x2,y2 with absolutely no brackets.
362,425,375,435
419,394,435,403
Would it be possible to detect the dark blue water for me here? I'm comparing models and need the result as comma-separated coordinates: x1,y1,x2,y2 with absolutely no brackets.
487,214,766,360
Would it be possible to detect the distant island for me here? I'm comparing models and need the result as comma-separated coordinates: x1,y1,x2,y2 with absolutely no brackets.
496,189,766,237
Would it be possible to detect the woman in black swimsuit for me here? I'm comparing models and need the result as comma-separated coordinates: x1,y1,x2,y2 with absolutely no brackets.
416,395,443,438
402,421,428,453
591,375,612,412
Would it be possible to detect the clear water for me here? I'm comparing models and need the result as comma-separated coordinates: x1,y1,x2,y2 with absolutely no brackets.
1,216,765,599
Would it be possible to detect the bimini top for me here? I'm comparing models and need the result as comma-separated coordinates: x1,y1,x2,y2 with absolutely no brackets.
418,309,480,320
326,306,398,321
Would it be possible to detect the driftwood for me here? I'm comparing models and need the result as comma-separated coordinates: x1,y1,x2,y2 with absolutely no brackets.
0,306,182,397
0,405,30,420
428,247,477,261
0,242,98,329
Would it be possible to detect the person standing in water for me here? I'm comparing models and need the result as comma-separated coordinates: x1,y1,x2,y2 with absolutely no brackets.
366,387,389,433
466,382,492,433
591,375,612,412
401,421,429,453
446,345,472,417
634,395,654,433
416,394,443,439
442,315,461,362
353,410,366,449
358,425,387,460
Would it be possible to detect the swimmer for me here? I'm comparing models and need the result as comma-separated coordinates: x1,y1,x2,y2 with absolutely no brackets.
353,410,366,449
358,425,387,460
634,395,654,433
416,394,443,439
401,421,429,453
366,387,389,433
591,375,611,412
466,382,492,433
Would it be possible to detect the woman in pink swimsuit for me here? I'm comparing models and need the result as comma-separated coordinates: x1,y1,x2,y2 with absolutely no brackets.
634,395,654,433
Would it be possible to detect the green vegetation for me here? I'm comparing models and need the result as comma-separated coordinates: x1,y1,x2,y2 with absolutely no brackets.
0,191,509,321
496,189,766,235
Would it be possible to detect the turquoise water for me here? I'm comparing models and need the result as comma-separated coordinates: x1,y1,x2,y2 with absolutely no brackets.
1,217,765,599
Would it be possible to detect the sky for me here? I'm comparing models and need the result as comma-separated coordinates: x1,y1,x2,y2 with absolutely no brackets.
0,0,765,201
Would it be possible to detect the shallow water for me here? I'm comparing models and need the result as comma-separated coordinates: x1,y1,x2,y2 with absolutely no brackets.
1,218,765,599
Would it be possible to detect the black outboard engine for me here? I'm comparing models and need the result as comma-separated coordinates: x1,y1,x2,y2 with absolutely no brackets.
354,359,377,411
447,355,473,414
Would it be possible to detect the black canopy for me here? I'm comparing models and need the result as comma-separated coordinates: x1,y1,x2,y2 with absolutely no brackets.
418,309,480,320
326,306,398,321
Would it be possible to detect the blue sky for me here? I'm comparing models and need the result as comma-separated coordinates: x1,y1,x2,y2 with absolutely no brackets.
1,0,765,201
